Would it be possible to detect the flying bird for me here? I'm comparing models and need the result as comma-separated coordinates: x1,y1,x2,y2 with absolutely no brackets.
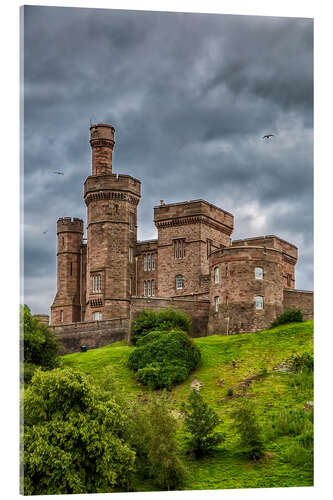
53,171,64,175
262,134,274,139
42,230,48,235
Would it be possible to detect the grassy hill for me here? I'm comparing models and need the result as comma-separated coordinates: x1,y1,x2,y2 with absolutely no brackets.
62,321,314,491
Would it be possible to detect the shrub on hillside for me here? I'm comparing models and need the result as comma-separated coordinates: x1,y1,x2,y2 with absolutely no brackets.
231,399,265,460
292,352,314,372
128,329,201,390
21,305,60,384
131,308,192,345
270,309,303,329
125,394,185,490
23,368,135,495
181,389,225,458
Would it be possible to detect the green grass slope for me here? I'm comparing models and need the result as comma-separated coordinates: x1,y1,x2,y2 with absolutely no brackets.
62,321,314,491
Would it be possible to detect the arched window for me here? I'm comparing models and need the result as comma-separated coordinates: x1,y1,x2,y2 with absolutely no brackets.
176,275,183,290
214,266,219,284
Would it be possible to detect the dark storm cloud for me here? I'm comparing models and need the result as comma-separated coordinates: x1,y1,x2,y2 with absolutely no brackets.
22,6,313,314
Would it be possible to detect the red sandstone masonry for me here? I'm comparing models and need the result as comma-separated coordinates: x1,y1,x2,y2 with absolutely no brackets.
283,289,314,320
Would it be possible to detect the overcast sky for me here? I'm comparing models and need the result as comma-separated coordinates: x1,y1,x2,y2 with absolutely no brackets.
22,6,313,315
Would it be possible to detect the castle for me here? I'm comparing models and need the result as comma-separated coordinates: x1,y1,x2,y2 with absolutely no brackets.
50,124,313,352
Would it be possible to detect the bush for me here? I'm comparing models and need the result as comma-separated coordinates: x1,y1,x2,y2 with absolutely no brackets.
292,352,314,372
126,394,185,490
128,329,201,390
21,305,60,380
270,309,303,328
131,308,192,345
231,399,265,460
23,368,135,495
181,389,224,458
271,407,313,437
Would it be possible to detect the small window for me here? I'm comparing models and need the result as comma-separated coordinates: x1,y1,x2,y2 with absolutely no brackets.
215,296,219,312
70,262,73,276
255,267,263,280
129,213,135,231
143,280,147,297
214,267,219,284
226,295,229,305
148,254,151,271
287,274,292,287
92,274,101,292
151,253,155,270
176,275,183,290
151,279,155,296
255,296,264,310
147,280,151,297
93,311,102,321
174,239,185,259
60,310,63,322
129,247,133,263
129,277,132,295
61,237,64,249
207,239,212,258
144,255,147,271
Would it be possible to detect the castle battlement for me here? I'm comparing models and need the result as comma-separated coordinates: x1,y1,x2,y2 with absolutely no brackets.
57,217,84,233
84,174,141,198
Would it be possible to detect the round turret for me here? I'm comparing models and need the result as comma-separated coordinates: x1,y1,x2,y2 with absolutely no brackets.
90,124,115,176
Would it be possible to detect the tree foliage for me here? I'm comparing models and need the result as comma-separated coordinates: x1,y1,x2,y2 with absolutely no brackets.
231,399,265,460
23,368,135,495
181,389,224,458
125,394,185,490
21,305,60,383
131,308,192,345
128,329,201,389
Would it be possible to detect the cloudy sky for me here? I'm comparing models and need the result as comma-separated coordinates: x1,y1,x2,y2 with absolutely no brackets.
22,5,313,315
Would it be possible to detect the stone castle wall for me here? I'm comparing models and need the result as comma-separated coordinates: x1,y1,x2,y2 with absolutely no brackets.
283,289,314,320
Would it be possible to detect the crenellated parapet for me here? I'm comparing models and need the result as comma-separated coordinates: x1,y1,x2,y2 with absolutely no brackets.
57,217,84,234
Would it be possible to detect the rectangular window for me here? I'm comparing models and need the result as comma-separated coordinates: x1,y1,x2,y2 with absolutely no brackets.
147,280,151,297
151,253,155,270
144,255,147,271
129,277,132,295
207,239,212,258
176,275,183,289
255,267,263,280
148,254,151,271
93,311,102,321
215,296,219,312
92,275,101,292
174,240,185,259
129,213,135,231
151,279,155,296
60,310,63,322
129,247,133,263
70,262,73,276
143,280,147,297
287,274,292,287
226,295,229,305
255,296,264,310
214,267,219,284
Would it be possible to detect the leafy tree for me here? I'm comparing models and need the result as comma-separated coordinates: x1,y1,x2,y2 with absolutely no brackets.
181,389,224,458
21,305,60,383
125,394,185,490
131,308,192,345
231,399,265,460
128,329,201,389
23,368,135,495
